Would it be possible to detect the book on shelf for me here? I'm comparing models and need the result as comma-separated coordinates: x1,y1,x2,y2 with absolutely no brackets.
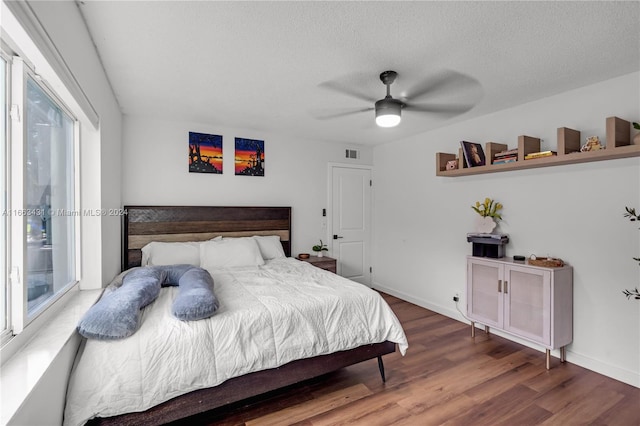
494,148,518,158
493,157,517,165
460,141,486,167
524,150,557,160
495,153,517,158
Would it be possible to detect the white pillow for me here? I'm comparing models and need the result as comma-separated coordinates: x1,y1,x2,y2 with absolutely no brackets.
200,238,265,270
253,235,286,260
140,241,201,266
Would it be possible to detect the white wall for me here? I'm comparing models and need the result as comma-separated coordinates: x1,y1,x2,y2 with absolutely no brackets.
122,116,372,255
373,72,640,387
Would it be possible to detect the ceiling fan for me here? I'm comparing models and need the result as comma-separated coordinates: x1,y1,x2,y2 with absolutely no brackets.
316,70,479,128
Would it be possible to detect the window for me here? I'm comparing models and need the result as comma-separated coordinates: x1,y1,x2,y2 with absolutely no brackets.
24,77,76,317
0,0,96,359
1,53,78,339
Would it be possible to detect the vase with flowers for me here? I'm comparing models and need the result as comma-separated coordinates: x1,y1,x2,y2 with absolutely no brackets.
471,198,503,233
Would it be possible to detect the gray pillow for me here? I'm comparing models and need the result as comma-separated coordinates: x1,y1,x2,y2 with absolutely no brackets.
77,267,165,340
77,265,219,340
162,264,197,287
171,266,220,321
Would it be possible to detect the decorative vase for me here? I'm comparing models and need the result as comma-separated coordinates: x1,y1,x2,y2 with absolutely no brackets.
317,251,324,258
634,133,640,146
475,216,497,234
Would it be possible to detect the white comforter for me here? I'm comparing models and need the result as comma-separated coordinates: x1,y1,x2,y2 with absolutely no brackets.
64,258,408,425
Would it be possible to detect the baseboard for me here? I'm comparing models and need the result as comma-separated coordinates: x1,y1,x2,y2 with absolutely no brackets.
372,281,640,388
373,282,467,324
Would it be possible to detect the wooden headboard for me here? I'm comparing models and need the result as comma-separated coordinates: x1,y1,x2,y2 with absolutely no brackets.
122,206,292,271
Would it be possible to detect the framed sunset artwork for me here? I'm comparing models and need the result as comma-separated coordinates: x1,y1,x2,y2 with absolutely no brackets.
189,132,223,174
235,137,265,176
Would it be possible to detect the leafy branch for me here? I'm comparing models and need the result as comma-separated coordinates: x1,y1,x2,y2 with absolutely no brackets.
623,288,640,300
623,206,640,221
623,206,640,300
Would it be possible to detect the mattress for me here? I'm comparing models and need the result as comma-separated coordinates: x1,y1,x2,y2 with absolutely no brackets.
63,258,408,425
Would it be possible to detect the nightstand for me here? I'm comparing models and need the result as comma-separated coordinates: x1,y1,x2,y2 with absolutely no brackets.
297,255,337,273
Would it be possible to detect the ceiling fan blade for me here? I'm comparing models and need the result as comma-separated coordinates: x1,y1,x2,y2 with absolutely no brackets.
403,70,479,102
311,107,374,121
403,102,474,115
318,81,378,103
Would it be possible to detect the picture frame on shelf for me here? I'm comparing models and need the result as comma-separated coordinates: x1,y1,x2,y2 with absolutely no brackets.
460,141,486,167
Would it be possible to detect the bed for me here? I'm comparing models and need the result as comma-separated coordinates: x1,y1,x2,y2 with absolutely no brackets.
64,206,408,425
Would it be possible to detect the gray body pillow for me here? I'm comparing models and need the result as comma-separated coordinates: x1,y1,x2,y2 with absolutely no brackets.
77,265,219,340
164,265,220,321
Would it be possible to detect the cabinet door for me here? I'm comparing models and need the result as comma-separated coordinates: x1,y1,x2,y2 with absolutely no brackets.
503,265,550,346
467,259,503,328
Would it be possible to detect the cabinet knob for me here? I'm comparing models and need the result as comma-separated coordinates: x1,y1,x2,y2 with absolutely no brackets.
498,279,502,293
505,281,508,294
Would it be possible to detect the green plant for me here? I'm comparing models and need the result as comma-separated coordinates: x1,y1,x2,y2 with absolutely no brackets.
471,198,503,221
312,239,328,252
633,122,640,130
622,206,640,300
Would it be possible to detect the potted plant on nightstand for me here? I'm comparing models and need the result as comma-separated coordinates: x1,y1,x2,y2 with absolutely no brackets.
312,240,328,258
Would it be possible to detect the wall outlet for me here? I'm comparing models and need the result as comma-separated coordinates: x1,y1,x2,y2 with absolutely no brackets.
453,292,460,302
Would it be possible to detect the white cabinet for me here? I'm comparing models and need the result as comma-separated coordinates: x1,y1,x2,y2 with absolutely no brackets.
466,256,573,369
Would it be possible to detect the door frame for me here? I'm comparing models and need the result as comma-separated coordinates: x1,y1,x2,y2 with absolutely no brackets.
326,162,373,280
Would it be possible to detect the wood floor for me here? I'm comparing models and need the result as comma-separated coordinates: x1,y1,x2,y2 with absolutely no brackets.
175,293,640,426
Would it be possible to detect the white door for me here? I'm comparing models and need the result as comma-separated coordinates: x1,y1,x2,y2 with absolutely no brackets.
330,165,371,285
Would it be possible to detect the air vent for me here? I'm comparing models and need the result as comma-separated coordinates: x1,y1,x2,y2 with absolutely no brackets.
345,149,359,159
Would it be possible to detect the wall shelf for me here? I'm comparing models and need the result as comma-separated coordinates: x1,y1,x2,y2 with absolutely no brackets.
436,117,639,177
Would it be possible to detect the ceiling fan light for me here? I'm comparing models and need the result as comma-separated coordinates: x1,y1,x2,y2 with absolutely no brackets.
376,113,401,128
375,98,402,128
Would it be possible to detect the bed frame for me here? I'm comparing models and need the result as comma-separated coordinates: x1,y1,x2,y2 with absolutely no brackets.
88,206,396,425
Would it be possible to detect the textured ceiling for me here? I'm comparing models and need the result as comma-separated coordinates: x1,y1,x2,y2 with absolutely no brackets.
77,1,639,145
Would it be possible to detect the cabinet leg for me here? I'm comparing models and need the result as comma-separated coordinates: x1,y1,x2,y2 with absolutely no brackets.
484,325,490,334
546,349,551,370
560,346,566,363
471,321,475,338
